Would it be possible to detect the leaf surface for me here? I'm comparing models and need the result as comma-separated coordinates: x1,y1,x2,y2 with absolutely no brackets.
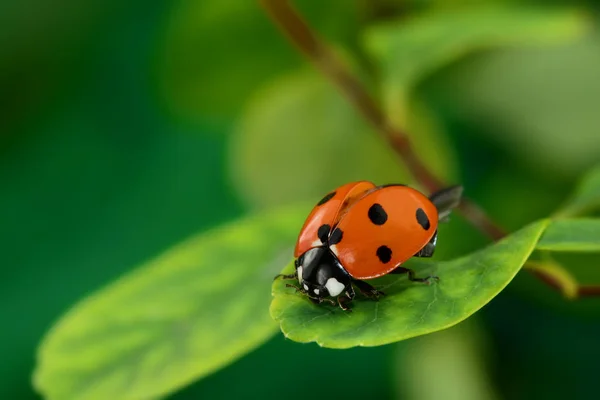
536,218,600,252
362,5,588,128
555,165,600,217
271,220,548,348
34,204,308,400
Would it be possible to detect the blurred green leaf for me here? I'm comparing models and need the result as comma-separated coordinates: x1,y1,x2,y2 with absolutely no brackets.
468,166,600,307
34,204,309,400
556,165,600,217
270,219,548,348
159,0,360,120
229,68,459,209
393,319,499,400
362,5,588,128
536,219,600,252
424,33,600,181
229,69,410,209
402,96,461,183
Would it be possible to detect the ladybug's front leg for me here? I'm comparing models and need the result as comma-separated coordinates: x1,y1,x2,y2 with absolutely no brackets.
273,258,301,281
352,279,385,300
286,284,337,306
273,272,297,281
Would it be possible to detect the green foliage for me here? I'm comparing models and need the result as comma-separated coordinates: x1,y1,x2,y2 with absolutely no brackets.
537,219,600,252
425,34,600,180
392,320,499,400
33,204,308,400
159,0,360,120
229,69,410,209
270,220,548,348
556,165,600,217
362,5,588,127
15,1,600,399
523,168,600,297
229,69,459,210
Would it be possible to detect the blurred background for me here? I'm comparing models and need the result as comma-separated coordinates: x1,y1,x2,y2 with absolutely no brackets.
2,0,600,399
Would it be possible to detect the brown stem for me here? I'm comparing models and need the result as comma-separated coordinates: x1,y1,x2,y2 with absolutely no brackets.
260,0,506,240
529,269,567,295
259,0,598,296
579,286,600,297
532,271,600,299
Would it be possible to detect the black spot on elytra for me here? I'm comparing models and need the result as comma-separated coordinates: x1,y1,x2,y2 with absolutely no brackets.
317,191,336,206
317,224,331,243
329,228,343,245
376,245,392,263
368,203,388,225
416,208,430,230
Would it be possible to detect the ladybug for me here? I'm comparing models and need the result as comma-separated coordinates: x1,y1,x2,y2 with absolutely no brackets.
275,181,463,311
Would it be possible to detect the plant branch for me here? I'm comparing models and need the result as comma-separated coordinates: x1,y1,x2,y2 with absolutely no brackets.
260,0,505,240
528,265,600,299
579,286,600,297
259,0,600,297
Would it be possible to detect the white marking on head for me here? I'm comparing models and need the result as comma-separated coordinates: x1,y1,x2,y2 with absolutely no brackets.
303,248,319,267
330,244,339,257
297,266,303,283
325,278,345,297
311,239,322,247
313,288,320,295
303,284,309,291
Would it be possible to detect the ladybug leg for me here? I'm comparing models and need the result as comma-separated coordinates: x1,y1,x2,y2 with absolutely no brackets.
414,231,437,258
337,295,353,311
312,297,336,306
352,279,385,299
286,284,337,306
345,285,356,300
274,258,301,280
317,297,336,306
273,272,297,281
285,283,303,292
390,267,439,284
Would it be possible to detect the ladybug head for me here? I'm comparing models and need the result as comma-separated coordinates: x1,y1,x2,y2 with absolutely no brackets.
295,247,351,299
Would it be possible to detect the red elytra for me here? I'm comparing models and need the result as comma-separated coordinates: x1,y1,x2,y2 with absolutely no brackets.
294,181,438,279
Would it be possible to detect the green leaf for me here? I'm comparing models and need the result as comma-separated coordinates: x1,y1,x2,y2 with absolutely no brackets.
229,68,458,210
270,219,548,348
555,165,600,217
536,218,600,252
393,319,499,400
33,204,309,400
362,5,588,128
402,96,461,183
421,30,599,181
229,69,410,209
